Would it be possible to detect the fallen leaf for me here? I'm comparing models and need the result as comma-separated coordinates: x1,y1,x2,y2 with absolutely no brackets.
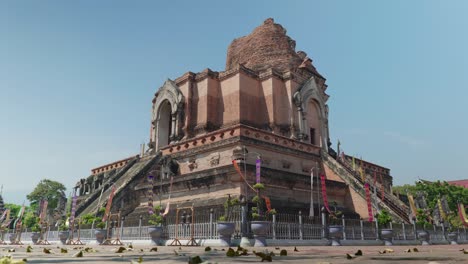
43,248,51,254
294,246,299,252
150,247,157,252
226,248,236,257
204,246,211,252
61,248,68,253
355,249,363,256
280,249,287,256
128,244,134,249
8,249,15,252
173,250,179,256
413,248,419,252
346,253,356,259
254,251,273,262
84,247,96,253
73,250,83,258
188,255,203,264
115,247,127,253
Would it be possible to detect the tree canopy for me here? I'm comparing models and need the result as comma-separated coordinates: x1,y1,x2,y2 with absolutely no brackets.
394,180,468,228
4,203,23,217
26,179,66,213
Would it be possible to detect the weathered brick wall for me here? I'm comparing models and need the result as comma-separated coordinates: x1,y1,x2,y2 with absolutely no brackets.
226,18,303,72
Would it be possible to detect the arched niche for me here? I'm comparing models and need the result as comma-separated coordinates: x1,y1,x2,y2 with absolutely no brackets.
151,79,185,150
293,77,329,151
156,100,172,149
304,99,322,146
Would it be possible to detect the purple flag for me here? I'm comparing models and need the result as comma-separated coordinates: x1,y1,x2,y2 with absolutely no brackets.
255,158,261,184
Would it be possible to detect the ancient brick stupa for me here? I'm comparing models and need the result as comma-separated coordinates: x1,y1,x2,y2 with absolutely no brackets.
74,19,406,222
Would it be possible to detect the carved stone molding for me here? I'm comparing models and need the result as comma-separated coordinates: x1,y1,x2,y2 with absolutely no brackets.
209,152,220,166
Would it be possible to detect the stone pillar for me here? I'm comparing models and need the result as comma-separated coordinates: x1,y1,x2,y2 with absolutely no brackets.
170,113,177,141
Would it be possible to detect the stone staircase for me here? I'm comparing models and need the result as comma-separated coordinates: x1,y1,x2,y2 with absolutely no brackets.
322,151,411,223
75,157,138,216
77,154,159,216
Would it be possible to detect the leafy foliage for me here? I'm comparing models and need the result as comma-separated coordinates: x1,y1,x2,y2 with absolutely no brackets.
394,181,468,212
394,180,468,229
219,195,240,221
148,205,165,226
415,208,432,229
252,183,265,190
4,203,22,217
376,209,392,228
26,179,66,214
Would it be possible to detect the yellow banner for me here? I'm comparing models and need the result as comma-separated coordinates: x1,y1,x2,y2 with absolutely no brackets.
408,195,418,218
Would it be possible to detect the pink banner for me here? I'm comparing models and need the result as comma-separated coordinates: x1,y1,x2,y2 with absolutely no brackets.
255,158,261,184
365,183,373,222
69,194,77,226
320,174,331,213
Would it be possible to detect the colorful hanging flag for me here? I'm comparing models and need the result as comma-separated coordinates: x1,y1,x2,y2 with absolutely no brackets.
69,193,78,227
262,196,272,213
457,203,468,227
365,183,373,222
437,199,447,220
408,194,418,219
255,158,261,184
102,185,116,222
379,174,385,202
232,160,256,192
65,192,72,216
310,169,314,192
17,204,25,219
147,174,154,215
163,176,174,217
337,140,341,157
13,204,26,229
1,209,11,228
360,167,365,182
320,174,331,213
0,209,7,223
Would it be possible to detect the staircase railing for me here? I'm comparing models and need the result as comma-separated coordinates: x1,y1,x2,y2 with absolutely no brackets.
323,152,410,223
75,156,139,216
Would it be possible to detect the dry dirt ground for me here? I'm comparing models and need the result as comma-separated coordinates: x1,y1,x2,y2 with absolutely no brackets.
1,244,468,263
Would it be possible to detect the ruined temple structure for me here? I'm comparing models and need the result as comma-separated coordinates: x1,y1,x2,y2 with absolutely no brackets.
75,19,410,222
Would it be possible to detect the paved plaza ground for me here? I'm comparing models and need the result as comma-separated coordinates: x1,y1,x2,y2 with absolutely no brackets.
1,244,468,263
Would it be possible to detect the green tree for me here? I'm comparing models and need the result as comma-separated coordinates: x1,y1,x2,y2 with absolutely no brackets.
394,180,468,227
4,203,22,216
26,179,66,214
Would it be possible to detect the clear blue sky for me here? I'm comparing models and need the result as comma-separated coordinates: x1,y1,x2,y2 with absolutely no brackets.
2,1,467,205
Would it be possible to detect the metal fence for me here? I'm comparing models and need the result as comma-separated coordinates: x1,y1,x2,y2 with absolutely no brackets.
3,212,468,244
